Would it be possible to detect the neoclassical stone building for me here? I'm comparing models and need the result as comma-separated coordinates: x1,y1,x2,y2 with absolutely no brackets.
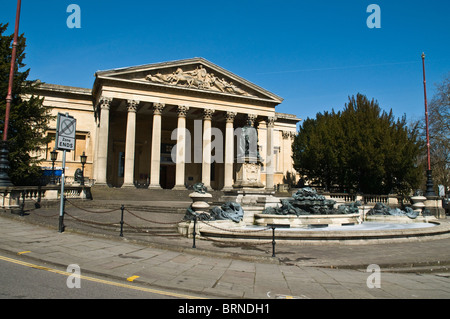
35,58,300,190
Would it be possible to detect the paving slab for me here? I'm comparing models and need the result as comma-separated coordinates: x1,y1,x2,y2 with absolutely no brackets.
1,212,450,299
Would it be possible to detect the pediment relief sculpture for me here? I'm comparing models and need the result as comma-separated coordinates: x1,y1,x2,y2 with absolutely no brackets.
145,65,256,97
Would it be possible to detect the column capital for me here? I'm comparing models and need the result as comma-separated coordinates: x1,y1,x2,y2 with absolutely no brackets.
152,103,165,115
246,114,258,127
290,131,297,139
267,116,277,127
282,130,290,139
225,111,237,123
99,96,112,110
126,100,139,112
177,105,189,118
203,108,215,120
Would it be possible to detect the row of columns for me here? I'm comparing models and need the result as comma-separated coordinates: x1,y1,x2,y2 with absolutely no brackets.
95,98,276,190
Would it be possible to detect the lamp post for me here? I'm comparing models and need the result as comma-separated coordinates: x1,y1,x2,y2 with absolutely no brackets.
0,0,22,187
50,149,58,185
80,151,87,186
421,53,436,197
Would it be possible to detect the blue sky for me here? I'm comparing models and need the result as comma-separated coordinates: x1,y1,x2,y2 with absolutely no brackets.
1,0,449,124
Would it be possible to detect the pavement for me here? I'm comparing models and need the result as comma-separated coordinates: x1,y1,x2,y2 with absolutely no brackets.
1,199,450,299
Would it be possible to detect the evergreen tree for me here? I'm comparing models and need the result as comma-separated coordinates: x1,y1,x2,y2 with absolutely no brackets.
0,23,53,185
293,93,422,195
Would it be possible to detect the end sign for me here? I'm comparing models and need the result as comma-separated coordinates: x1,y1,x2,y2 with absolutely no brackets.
56,113,76,151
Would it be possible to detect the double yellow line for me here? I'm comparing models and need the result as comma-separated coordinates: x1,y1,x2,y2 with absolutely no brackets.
0,254,203,299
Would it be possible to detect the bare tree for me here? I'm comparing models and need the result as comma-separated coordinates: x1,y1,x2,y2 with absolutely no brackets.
429,73,450,194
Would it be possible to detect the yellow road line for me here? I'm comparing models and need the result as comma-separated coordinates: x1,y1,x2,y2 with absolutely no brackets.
17,251,31,255
127,275,140,282
0,255,204,299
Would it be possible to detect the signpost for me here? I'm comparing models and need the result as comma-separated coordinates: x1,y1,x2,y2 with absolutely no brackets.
55,113,76,232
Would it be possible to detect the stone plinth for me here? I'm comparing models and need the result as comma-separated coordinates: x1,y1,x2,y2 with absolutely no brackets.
424,196,446,219
189,191,212,215
233,158,264,188
411,195,427,213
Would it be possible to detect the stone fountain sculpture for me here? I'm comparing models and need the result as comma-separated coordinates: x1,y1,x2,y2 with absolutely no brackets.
262,187,361,216
256,187,363,227
366,203,420,219
210,202,244,223
183,183,244,223
183,183,213,221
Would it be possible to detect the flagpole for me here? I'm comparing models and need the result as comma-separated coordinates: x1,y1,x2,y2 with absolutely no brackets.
421,52,436,197
0,0,21,186
3,0,22,142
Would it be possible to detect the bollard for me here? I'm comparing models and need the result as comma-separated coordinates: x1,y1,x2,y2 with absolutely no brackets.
271,226,276,257
192,215,197,248
119,204,124,237
19,190,25,216
267,224,289,258
59,197,66,233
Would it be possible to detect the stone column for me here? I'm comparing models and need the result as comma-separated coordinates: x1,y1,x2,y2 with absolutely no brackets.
96,97,112,185
266,116,277,190
223,111,236,191
202,109,215,190
93,117,100,182
149,103,165,189
122,100,138,188
173,105,189,190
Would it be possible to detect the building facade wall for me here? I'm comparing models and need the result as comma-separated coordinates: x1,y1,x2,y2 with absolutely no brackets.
34,84,96,184
33,59,300,189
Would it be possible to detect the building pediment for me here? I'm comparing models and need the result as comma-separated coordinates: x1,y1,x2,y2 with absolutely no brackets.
94,58,283,104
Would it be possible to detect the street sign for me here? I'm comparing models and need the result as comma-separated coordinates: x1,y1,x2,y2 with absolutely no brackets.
56,113,76,151
55,112,77,233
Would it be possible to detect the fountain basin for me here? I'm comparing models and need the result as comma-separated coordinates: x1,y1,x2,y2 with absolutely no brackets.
177,219,246,238
254,213,362,228
196,221,450,245
365,215,438,224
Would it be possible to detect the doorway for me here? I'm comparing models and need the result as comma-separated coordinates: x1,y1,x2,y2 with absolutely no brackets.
160,164,175,189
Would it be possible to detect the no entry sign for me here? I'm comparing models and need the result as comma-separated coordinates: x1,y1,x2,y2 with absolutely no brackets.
56,113,76,151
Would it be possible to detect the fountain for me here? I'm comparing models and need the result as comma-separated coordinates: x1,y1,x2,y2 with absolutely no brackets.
365,190,436,224
178,183,246,237
177,120,448,244
254,187,363,228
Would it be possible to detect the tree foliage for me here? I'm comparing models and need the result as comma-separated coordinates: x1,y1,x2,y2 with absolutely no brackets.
419,73,450,193
0,23,53,185
293,93,422,195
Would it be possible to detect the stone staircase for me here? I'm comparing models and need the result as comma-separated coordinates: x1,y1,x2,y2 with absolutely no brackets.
90,185,224,202
75,186,227,216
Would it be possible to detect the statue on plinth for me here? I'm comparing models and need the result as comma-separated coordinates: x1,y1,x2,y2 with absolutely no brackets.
233,115,264,189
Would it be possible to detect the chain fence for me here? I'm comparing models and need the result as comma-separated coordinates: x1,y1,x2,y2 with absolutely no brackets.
185,218,282,256
9,199,286,257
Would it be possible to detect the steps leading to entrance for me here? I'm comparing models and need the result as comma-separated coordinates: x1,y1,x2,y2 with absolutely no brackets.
90,185,224,205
